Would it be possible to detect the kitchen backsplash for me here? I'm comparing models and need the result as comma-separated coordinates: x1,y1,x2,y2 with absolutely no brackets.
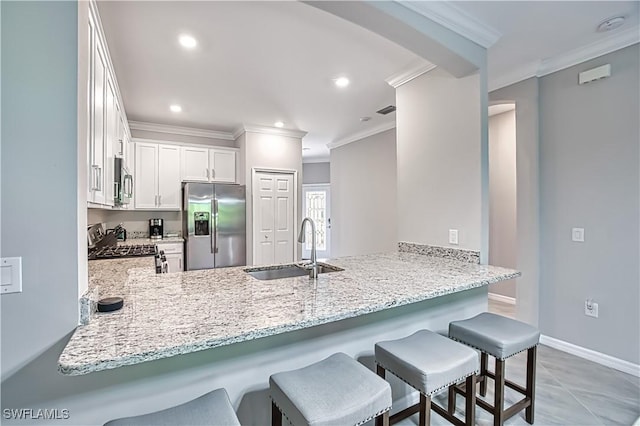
88,209,181,237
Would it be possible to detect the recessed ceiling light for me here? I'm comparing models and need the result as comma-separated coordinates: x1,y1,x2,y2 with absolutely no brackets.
334,77,350,88
597,16,625,32
179,34,197,49
170,104,182,113
274,121,284,128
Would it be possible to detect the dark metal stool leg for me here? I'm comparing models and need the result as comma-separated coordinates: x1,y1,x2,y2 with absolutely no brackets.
271,402,282,426
448,385,456,414
465,374,476,426
419,394,431,426
494,358,505,426
526,346,537,424
480,352,488,397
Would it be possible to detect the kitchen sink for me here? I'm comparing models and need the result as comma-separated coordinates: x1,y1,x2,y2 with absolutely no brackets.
244,263,344,280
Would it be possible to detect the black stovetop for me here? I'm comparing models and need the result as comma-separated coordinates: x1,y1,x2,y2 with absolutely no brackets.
88,244,157,260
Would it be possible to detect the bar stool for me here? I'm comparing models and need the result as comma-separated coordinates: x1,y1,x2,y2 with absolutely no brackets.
375,330,479,426
269,352,392,426
103,388,240,426
449,312,541,426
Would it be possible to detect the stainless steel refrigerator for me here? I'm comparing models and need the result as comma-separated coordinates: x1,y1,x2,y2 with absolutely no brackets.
183,182,246,270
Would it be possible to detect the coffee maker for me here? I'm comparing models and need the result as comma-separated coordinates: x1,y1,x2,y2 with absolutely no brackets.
149,218,164,240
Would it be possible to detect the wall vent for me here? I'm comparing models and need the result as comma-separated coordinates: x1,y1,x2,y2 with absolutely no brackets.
578,64,611,85
376,105,396,115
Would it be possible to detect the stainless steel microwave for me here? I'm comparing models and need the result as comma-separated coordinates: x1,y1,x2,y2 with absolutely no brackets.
114,157,133,206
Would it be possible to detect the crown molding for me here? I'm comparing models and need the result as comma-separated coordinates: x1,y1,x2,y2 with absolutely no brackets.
128,121,235,140
302,156,330,164
399,1,502,48
234,124,307,139
490,26,640,92
385,60,437,88
489,60,540,92
327,122,396,150
537,26,640,77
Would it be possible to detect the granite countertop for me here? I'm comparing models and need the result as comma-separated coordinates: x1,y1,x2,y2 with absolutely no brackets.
60,253,520,375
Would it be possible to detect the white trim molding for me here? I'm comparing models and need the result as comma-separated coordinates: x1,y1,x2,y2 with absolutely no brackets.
490,26,640,92
129,121,235,141
327,122,396,150
302,157,330,164
488,293,516,305
537,26,640,77
234,124,307,140
399,1,502,49
385,60,437,88
540,335,640,377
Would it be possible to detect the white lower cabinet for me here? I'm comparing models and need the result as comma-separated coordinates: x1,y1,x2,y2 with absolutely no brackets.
156,242,183,273
134,142,180,210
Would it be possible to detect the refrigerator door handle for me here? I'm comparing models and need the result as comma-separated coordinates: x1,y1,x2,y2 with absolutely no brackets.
213,199,219,254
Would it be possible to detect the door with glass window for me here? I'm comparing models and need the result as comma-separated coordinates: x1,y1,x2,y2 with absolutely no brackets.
302,184,331,259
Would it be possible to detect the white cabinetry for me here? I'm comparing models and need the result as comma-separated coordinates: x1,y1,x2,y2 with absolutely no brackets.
157,242,184,273
87,3,131,208
134,143,181,210
181,147,236,183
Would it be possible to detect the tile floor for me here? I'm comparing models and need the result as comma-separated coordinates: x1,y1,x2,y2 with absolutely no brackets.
395,298,640,425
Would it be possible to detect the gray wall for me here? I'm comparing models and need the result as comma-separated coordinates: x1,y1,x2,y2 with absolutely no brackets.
488,110,517,298
490,78,541,327
1,1,80,379
330,129,397,257
396,68,483,251
302,162,330,184
539,45,639,364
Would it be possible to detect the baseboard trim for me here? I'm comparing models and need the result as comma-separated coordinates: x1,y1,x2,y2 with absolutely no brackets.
488,293,516,305
540,335,640,377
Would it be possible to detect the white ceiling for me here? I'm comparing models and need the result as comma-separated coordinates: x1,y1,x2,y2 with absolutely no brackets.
97,1,639,161
97,1,422,161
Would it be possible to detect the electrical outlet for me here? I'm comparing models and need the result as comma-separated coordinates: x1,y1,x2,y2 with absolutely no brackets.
585,299,598,318
572,228,585,242
449,229,459,245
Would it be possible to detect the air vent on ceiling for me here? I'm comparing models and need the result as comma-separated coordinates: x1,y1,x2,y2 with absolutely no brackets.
376,105,396,115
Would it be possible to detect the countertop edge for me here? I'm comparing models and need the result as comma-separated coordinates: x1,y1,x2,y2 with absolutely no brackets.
58,270,521,375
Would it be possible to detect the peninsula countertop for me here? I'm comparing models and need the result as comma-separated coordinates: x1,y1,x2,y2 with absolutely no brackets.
59,253,520,375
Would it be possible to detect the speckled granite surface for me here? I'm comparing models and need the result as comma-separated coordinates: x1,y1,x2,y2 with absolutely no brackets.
59,253,519,375
398,242,481,264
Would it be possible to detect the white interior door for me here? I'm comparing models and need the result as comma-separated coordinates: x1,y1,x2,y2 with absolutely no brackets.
302,184,331,259
253,171,295,266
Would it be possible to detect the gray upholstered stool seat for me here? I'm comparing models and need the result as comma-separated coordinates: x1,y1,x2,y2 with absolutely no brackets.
269,352,392,426
104,388,240,426
449,313,541,426
449,312,540,360
375,330,479,426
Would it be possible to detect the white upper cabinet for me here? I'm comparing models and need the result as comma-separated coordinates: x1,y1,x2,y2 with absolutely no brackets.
157,145,181,209
209,149,236,183
134,142,181,211
86,2,131,208
181,146,209,182
181,146,237,183
134,143,158,210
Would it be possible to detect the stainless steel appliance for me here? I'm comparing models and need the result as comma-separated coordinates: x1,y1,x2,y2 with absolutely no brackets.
114,157,133,206
88,223,156,260
183,182,246,270
149,219,163,239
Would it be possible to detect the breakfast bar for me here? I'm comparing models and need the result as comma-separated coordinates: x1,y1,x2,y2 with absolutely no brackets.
58,248,519,424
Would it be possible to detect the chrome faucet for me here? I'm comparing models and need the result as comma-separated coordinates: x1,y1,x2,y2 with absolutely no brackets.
298,217,318,279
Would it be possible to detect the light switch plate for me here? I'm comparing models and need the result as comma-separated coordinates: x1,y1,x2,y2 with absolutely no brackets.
1,257,23,294
449,229,459,245
572,228,585,242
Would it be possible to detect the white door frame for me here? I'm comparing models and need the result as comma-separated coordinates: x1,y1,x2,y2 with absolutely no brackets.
251,167,298,265
302,183,331,259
